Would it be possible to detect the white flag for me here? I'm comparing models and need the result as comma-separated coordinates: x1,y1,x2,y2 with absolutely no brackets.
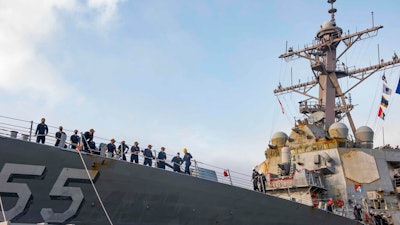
383,83,392,95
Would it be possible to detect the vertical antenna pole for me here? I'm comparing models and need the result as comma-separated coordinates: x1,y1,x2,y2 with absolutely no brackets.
29,120,33,142
285,40,288,53
227,169,233,185
378,44,381,64
371,11,374,27
291,67,293,86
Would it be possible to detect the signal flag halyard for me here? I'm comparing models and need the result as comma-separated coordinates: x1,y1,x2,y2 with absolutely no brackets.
277,98,285,114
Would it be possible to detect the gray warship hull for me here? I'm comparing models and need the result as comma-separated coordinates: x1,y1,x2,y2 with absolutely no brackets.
0,136,357,225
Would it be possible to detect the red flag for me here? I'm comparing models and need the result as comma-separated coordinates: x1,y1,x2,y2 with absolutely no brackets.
277,98,285,114
378,107,385,120
354,184,362,192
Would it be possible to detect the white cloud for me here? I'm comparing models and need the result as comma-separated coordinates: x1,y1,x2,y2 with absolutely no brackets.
0,0,123,105
87,0,123,26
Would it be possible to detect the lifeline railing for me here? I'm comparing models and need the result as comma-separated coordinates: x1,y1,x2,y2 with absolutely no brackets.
0,115,253,190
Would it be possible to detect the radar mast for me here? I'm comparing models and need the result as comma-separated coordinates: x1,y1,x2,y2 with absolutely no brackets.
274,0,400,136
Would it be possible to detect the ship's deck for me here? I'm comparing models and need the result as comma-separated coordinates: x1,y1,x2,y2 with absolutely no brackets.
0,115,252,190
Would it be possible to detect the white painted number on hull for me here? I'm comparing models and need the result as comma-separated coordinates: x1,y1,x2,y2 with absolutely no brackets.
0,163,45,221
0,163,98,223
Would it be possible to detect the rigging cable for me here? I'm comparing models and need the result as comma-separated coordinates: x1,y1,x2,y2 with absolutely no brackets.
285,92,297,124
366,70,382,125
76,136,114,225
269,95,279,139
0,194,7,222
373,69,399,145
270,59,292,138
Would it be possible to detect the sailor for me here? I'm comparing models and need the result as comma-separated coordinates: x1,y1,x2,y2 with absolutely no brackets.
35,117,48,144
327,198,333,212
171,152,183,172
82,129,95,152
258,173,267,193
106,139,116,158
130,141,140,163
143,145,155,166
89,140,97,153
382,215,389,225
373,211,382,225
353,202,362,221
118,140,129,161
157,147,167,169
252,168,260,191
54,126,67,148
70,129,80,149
182,148,193,175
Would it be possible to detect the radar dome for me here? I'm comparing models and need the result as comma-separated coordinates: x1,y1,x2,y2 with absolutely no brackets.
355,126,374,142
271,132,288,147
329,122,348,139
355,126,374,148
321,21,333,29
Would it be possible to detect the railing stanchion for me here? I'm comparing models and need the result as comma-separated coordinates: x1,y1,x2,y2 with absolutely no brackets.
29,120,33,142
194,160,199,178
228,169,233,185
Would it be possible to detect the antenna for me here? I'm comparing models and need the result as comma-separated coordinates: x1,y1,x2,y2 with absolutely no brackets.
285,40,288,53
371,11,375,27
328,0,337,24
378,44,381,64
291,67,293,86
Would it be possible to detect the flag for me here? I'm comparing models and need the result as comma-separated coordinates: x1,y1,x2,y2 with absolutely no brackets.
383,83,392,95
381,95,389,108
378,107,385,120
382,74,387,83
223,170,229,177
277,98,285,114
396,77,400,95
354,184,362,193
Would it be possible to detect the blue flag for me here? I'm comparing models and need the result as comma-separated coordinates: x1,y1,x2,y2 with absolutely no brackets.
396,77,400,95
381,95,389,108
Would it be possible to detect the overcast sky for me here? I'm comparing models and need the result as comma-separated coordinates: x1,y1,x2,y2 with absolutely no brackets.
1,0,399,174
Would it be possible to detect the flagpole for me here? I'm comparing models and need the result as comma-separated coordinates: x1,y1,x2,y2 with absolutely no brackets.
382,126,385,146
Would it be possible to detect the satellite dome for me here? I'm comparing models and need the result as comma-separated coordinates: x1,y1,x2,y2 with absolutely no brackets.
271,132,288,147
355,126,374,142
321,21,333,29
355,126,374,148
317,21,342,39
329,122,348,139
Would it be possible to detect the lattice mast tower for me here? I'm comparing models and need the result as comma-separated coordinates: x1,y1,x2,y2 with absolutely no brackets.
274,0,400,137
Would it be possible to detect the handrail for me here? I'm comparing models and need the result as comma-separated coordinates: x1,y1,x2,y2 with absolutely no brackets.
0,115,253,190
